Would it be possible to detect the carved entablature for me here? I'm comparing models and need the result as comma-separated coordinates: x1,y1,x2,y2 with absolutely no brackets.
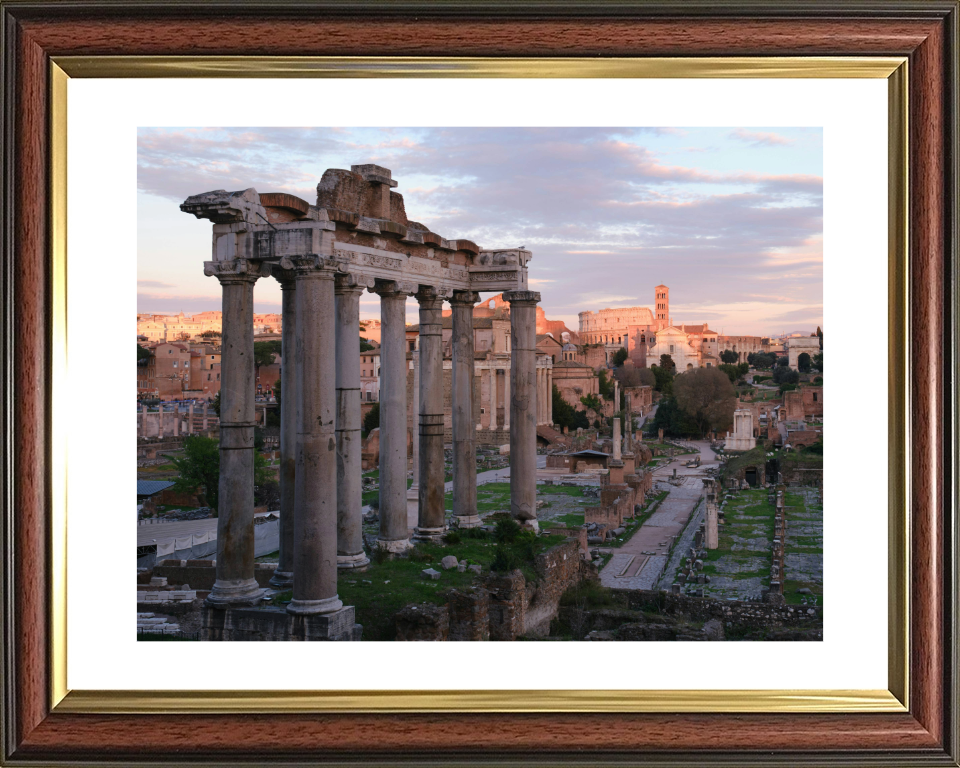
184,165,533,293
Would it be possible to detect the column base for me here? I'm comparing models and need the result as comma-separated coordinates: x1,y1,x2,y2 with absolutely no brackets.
377,537,413,554
454,515,482,529
286,594,344,616
337,552,371,571
202,604,360,641
521,519,540,533
268,570,294,589
413,525,446,542
204,578,264,608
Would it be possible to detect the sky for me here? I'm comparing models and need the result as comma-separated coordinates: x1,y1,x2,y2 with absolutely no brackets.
137,127,822,335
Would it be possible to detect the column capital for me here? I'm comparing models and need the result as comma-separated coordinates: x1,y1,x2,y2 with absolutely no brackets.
290,254,338,277
204,259,270,284
272,266,298,287
415,284,449,306
371,279,418,298
335,272,375,293
502,290,541,305
449,290,480,307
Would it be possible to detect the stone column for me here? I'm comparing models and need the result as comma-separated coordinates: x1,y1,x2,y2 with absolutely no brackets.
202,402,208,431
475,368,484,430
188,403,194,435
614,380,619,415
270,271,296,589
158,404,164,439
335,276,370,571
547,367,553,425
495,369,505,428
288,259,342,616
373,282,412,552
503,367,511,429
407,350,420,530
206,267,263,608
414,286,446,542
482,369,491,429
450,291,480,528
704,478,719,549
613,417,622,461
504,290,540,529
141,406,147,438
173,405,180,436
624,394,633,452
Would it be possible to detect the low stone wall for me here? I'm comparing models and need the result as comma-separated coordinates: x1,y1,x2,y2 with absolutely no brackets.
611,588,821,630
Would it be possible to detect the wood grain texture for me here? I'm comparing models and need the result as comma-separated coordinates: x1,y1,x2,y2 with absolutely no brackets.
4,5,956,764
12,24,50,748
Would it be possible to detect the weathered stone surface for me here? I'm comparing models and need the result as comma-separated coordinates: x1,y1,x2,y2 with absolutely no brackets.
422,568,441,580
394,603,449,641
201,605,360,641
440,555,459,570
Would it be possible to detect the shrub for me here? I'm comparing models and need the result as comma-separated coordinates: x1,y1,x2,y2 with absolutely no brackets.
490,544,521,572
494,516,521,544
515,529,539,561
370,545,391,565
362,402,380,434
443,530,462,545
460,526,489,540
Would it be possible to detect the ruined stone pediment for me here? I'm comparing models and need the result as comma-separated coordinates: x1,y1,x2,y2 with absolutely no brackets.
180,188,265,225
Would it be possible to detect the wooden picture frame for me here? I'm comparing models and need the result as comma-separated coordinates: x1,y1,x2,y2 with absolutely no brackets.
2,1,957,764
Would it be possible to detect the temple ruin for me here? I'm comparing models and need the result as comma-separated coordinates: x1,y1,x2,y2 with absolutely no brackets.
180,164,543,639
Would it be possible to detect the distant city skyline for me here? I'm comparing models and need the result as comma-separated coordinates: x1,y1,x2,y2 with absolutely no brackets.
138,127,823,336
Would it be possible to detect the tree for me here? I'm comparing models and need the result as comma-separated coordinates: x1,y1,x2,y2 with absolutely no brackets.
659,353,676,372
362,402,380,434
612,347,628,366
254,340,282,382
137,344,151,362
637,367,656,387
360,336,375,352
777,356,789,367
812,352,823,373
580,393,603,413
211,391,221,416
737,362,750,378
747,352,777,370
718,363,740,384
772,366,800,386
672,367,737,437
651,397,699,438
553,384,590,431
596,369,614,399
176,331,191,341
719,349,739,365
199,330,221,339
170,436,221,511
797,352,812,372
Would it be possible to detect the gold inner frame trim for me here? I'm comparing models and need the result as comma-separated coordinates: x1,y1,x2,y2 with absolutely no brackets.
52,55,905,79
48,56,909,715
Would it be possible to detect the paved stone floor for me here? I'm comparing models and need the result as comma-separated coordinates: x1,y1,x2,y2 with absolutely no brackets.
599,440,715,590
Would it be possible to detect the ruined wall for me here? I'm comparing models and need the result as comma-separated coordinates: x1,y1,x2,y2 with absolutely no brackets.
394,539,584,641
612,588,822,631
802,386,823,417
152,560,278,591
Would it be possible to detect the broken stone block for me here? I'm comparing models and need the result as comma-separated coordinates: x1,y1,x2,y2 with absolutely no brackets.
440,555,459,570
421,568,441,581
468,564,482,575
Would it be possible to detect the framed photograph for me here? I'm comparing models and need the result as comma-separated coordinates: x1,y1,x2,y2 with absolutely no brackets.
2,1,957,765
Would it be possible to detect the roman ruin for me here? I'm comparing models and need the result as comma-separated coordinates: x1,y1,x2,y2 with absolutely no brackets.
181,164,541,639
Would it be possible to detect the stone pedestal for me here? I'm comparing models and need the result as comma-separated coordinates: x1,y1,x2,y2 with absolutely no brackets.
414,286,447,542
608,460,625,485
335,277,370,572
206,267,265,608
288,262,342,616
374,282,413,553
504,291,540,527
270,270,297,589
622,453,636,475
450,291,481,528
202,604,361,641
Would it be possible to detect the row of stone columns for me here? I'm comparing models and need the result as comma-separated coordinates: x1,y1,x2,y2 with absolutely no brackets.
205,258,541,612
477,366,511,430
140,403,213,438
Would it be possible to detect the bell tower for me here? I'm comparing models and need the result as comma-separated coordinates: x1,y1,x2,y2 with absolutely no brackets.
654,284,670,330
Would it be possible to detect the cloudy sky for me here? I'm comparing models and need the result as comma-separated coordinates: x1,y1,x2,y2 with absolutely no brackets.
138,127,822,335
